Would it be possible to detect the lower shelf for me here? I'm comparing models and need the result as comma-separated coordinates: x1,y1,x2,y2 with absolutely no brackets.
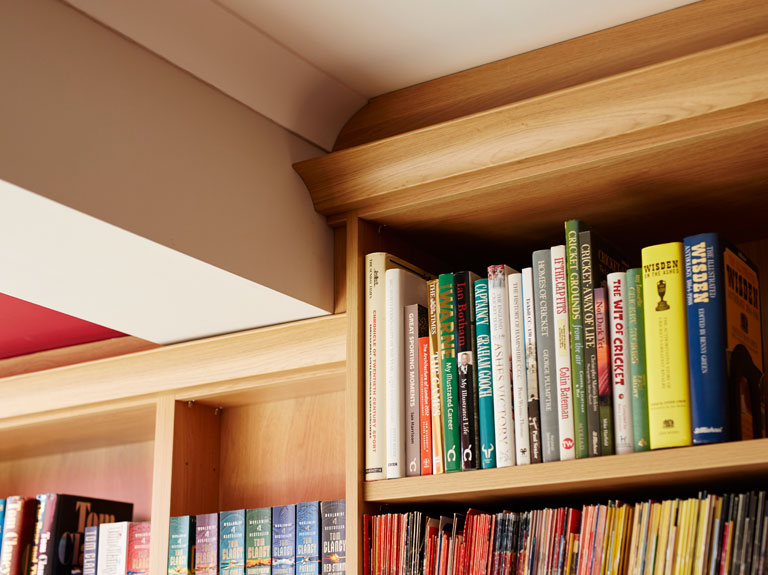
363,438,768,505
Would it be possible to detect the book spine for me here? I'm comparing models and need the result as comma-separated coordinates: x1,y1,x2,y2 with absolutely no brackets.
404,303,421,476
97,522,129,575
508,270,531,465
684,234,729,444
83,525,99,575
595,287,615,455
579,231,601,457
474,279,497,469
126,522,151,575
34,494,57,575
297,502,320,575
195,513,219,575
608,272,634,454
642,242,693,449
385,269,405,479
272,505,296,575
365,253,387,481
522,267,542,464
245,508,271,575
552,246,576,461
627,269,651,451
428,279,445,474
0,496,38,575
168,516,195,575
220,510,245,575
488,265,516,468
454,271,481,470
321,500,346,574
28,494,46,575
533,249,559,462
438,272,461,472
0,500,4,552
565,220,588,459
419,320,433,475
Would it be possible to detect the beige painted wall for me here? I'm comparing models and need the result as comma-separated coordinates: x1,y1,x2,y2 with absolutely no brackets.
0,0,332,312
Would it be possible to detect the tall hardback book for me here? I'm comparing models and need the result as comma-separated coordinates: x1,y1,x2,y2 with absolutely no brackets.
296,502,320,575
551,245,576,461
594,287,614,455
454,270,481,470
219,510,245,575
96,521,129,575
168,516,195,575
507,270,531,465
532,249,559,462
684,233,765,442
642,242,693,449
405,304,429,476
418,315,433,475
522,267,542,464
321,500,345,574
32,494,133,575
27,495,46,575
565,220,588,458
272,505,296,575
126,521,150,575
438,272,461,472
607,272,634,454
0,496,38,575
195,513,218,575
627,269,651,451
82,526,98,575
365,252,430,481
487,264,517,468
245,508,271,575
474,279,497,469
386,267,428,478
428,279,445,474
579,230,630,456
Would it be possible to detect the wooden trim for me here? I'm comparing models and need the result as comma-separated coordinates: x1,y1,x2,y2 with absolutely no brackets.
334,0,768,149
364,439,768,505
149,395,175,575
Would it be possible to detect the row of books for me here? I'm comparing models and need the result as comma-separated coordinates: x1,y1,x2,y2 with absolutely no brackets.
169,499,346,575
0,494,134,575
364,489,768,575
364,226,766,480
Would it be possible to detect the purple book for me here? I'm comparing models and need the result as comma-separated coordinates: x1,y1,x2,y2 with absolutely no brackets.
195,512,218,575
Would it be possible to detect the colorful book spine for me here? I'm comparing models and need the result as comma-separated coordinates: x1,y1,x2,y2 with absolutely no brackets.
126,522,151,575
246,508,271,575
552,246,576,461
438,272,461,472
474,279,497,469
608,272,634,454
321,500,346,574
522,267,542,464
488,264,517,468
533,249,559,462
454,270,481,470
595,287,614,455
83,525,99,575
428,279,445,474
168,516,195,575
418,315,433,475
642,242,693,449
508,270,531,465
404,303,427,476
565,219,588,458
97,521,129,575
297,502,320,575
27,493,48,575
195,513,219,575
272,505,296,575
627,269,651,451
0,499,4,554
220,510,245,575
0,496,38,575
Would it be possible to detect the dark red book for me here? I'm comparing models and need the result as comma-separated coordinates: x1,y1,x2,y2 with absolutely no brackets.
0,496,39,575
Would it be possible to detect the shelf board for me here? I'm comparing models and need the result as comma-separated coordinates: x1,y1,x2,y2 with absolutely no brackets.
0,314,346,419
364,439,768,505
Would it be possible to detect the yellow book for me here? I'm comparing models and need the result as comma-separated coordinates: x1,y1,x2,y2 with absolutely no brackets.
644,502,662,575
641,242,693,449
654,499,673,575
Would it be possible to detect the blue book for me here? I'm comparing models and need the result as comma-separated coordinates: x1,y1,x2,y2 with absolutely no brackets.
0,499,4,560
220,510,246,575
321,500,345,574
83,525,99,575
474,279,496,469
272,504,296,575
296,502,320,574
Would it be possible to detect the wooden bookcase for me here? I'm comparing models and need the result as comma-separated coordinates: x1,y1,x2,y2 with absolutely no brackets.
1,1,767,574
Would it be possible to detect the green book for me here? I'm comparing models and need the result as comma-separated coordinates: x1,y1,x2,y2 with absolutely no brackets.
565,219,588,459
246,508,271,575
168,516,196,575
438,273,461,472
474,279,496,469
627,268,651,451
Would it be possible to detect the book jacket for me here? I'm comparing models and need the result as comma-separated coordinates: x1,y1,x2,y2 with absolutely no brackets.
195,513,218,575
454,270,481,470
296,502,320,575
474,279,497,469
220,510,245,575
82,526,98,575
168,516,195,575
0,496,38,575
245,508,271,575
272,505,296,575
126,521,150,575
321,500,345,574
627,268,651,451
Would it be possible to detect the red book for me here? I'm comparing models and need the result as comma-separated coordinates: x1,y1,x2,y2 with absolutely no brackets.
0,496,39,575
419,336,433,475
126,522,151,575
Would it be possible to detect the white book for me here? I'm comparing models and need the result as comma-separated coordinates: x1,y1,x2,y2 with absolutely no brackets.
487,264,517,467
551,245,576,461
385,267,427,478
507,270,531,465
97,521,129,575
607,271,634,454
522,267,541,463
